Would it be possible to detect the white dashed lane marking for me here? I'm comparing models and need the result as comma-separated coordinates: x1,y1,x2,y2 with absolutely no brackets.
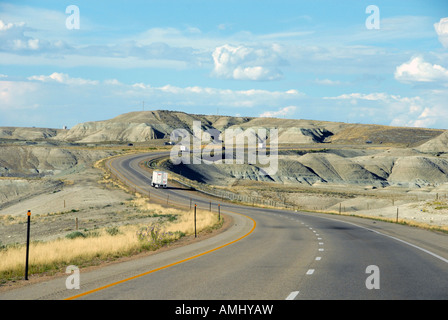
286,220,325,300
286,291,300,300
306,269,315,275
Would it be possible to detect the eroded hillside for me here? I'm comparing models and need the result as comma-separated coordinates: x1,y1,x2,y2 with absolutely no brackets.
9,110,441,147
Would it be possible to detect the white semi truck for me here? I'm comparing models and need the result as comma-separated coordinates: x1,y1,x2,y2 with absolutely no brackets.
151,171,168,188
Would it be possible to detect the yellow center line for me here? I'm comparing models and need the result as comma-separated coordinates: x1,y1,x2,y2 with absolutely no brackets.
65,153,257,300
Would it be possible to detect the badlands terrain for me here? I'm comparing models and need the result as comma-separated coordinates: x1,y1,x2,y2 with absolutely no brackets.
1,110,448,248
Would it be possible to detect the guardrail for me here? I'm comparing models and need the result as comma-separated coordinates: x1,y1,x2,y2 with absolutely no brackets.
145,155,297,211
107,152,447,223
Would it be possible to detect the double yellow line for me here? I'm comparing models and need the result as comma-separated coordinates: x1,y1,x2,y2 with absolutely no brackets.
65,153,256,300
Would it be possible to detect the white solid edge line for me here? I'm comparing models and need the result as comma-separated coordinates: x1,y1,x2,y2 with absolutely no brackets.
286,291,300,300
369,228,448,264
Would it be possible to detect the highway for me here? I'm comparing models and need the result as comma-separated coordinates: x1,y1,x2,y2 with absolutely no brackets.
1,151,448,300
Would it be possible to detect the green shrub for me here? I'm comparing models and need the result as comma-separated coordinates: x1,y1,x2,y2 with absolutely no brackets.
106,226,120,236
65,231,86,239
136,224,183,250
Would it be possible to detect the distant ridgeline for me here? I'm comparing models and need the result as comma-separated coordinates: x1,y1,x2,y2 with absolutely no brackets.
1,110,443,147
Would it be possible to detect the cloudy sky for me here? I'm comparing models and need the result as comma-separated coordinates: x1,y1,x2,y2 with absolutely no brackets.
1,0,448,129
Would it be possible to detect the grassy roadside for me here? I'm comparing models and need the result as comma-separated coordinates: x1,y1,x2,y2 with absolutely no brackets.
0,202,222,284
0,152,223,285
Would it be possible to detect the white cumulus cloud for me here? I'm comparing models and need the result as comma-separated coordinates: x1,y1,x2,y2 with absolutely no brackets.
27,72,99,85
211,44,284,81
394,56,448,83
434,17,448,48
0,20,15,31
0,80,40,110
260,106,297,118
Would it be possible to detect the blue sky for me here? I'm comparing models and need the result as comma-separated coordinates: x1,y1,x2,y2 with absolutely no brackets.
1,0,448,129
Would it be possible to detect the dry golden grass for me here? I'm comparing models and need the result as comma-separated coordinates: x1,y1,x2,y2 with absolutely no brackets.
130,196,219,235
0,196,220,283
0,226,139,273
0,226,138,281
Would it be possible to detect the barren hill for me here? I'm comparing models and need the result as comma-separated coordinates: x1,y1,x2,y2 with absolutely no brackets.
0,146,112,178
326,123,445,147
164,146,448,189
416,131,448,153
0,127,62,141
60,111,206,143
28,110,444,147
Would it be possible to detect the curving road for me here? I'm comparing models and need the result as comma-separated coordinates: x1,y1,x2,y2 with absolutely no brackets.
2,151,448,300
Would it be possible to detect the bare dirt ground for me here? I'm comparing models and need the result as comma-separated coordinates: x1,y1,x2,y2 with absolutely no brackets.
226,181,448,231
0,145,173,247
0,166,148,246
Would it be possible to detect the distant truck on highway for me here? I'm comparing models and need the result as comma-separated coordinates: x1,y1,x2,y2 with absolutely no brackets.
151,171,168,188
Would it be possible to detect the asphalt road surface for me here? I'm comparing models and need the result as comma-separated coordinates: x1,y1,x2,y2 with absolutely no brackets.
1,151,447,300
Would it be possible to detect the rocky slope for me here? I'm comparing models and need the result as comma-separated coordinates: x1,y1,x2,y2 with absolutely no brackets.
0,146,112,178
0,127,62,141
2,110,443,147
164,146,448,189
416,131,448,153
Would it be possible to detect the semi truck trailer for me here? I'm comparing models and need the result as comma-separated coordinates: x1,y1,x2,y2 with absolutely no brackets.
151,171,168,188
